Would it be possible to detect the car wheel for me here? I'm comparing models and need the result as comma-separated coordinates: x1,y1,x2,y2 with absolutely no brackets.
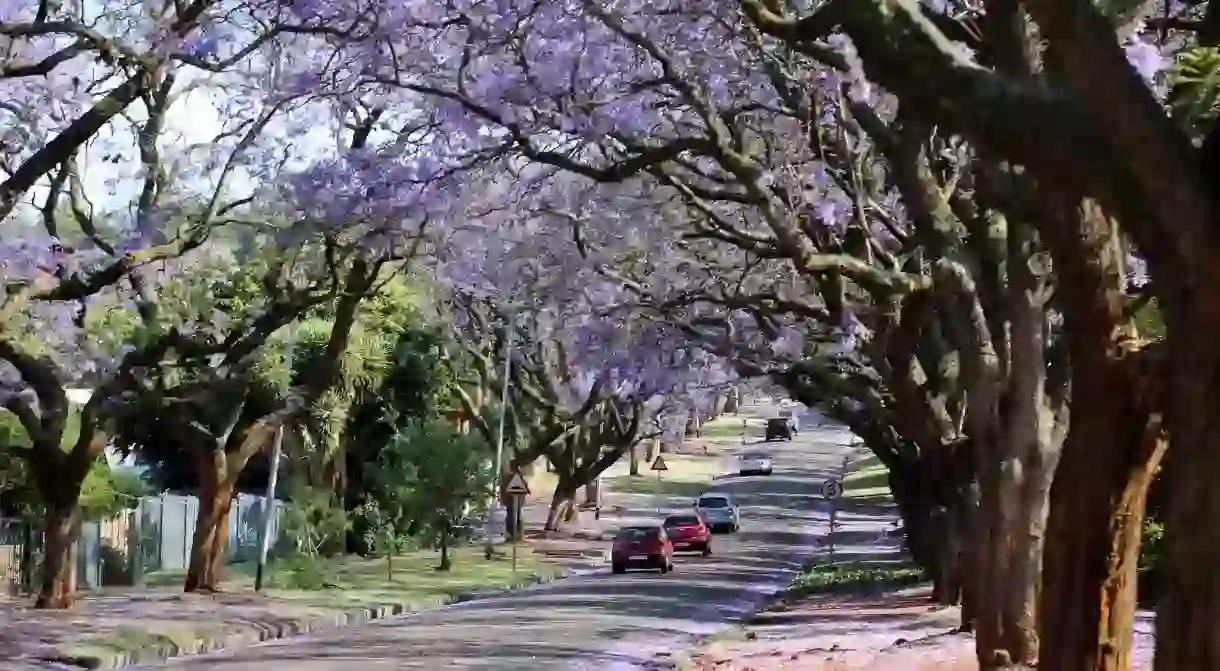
612,562,626,574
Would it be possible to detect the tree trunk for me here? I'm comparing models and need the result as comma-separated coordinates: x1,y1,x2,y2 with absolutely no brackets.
1002,453,1055,666
725,387,740,414
35,497,81,609
973,454,1010,669
1156,293,1220,670
1040,366,1163,671
629,445,639,476
544,475,578,532
184,469,236,593
437,521,452,572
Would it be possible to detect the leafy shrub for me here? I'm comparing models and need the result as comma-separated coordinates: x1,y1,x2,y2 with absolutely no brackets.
265,555,333,590
1139,517,1165,603
788,562,926,599
277,487,350,558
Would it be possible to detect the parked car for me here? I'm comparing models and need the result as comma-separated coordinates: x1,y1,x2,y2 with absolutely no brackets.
695,494,740,533
663,513,713,556
611,524,675,574
738,451,774,476
765,417,793,441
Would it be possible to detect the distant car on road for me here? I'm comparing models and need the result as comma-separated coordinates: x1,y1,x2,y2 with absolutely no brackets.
765,417,793,442
663,513,713,556
611,525,675,574
695,494,740,533
738,451,774,476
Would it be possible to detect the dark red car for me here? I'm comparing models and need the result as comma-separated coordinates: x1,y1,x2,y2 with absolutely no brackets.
610,525,675,574
664,513,712,556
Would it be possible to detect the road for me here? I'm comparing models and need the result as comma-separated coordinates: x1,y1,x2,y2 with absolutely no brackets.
143,409,892,670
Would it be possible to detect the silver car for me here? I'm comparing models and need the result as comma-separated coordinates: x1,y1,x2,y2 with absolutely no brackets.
695,494,740,533
738,451,774,476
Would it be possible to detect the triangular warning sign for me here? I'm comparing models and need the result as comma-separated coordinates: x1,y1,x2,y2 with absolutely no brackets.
505,471,530,495
650,455,669,471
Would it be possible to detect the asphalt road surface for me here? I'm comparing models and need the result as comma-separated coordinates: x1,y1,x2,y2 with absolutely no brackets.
144,410,891,670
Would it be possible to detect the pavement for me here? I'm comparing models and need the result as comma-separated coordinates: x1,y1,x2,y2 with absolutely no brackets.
131,407,890,670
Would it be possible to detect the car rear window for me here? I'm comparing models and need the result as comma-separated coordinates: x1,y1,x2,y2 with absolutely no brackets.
741,453,770,460
617,527,660,540
665,515,701,527
767,418,788,428
698,497,729,509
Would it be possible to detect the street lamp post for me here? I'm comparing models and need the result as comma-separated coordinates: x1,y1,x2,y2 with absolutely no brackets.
255,331,294,593
485,311,514,560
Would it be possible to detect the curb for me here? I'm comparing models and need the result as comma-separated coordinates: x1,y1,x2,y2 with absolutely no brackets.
43,568,572,670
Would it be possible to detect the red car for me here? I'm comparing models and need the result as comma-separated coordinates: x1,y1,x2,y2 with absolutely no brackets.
664,513,713,556
611,525,675,574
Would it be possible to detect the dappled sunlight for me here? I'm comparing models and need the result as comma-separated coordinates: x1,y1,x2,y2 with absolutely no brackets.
136,422,890,670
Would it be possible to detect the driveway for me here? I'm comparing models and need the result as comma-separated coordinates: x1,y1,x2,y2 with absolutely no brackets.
141,410,890,670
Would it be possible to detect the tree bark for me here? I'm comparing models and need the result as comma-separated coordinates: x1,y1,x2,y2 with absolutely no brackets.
1153,296,1220,670
1040,371,1163,671
437,520,452,572
35,496,81,609
184,465,236,593
544,474,578,532
973,450,1009,669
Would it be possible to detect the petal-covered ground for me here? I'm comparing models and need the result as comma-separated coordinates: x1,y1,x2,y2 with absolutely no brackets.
689,585,1156,671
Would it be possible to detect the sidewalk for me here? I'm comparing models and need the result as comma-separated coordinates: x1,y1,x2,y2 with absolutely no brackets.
683,446,1156,671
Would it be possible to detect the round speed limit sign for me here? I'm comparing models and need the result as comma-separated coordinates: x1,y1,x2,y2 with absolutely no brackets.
821,479,843,500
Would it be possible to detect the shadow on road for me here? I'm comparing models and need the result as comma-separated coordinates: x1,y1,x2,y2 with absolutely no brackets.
145,421,901,671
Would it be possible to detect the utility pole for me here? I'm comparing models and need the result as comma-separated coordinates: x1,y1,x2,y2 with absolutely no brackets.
485,310,514,560
255,331,294,593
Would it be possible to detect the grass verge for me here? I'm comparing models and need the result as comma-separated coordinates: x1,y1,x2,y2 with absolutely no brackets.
785,561,926,599
64,547,559,668
697,415,767,441
605,452,726,500
144,546,557,609
842,452,889,498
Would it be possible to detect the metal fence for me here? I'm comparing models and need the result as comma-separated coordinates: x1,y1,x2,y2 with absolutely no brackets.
0,492,282,594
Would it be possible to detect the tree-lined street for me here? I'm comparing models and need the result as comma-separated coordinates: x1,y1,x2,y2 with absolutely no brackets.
141,408,891,670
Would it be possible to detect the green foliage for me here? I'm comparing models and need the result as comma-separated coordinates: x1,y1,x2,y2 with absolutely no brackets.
788,562,926,598
263,554,336,590
356,500,413,579
1168,46,1220,138
0,404,149,519
1133,296,1165,342
1138,516,1165,604
78,465,152,521
376,419,494,566
278,486,351,558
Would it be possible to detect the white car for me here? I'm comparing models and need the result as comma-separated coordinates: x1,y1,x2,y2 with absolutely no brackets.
738,451,774,476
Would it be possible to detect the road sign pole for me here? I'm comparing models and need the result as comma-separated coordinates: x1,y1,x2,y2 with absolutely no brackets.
503,470,531,570
821,476,844,567
650,455,669,515
486,312,514,560
511,493,522,576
